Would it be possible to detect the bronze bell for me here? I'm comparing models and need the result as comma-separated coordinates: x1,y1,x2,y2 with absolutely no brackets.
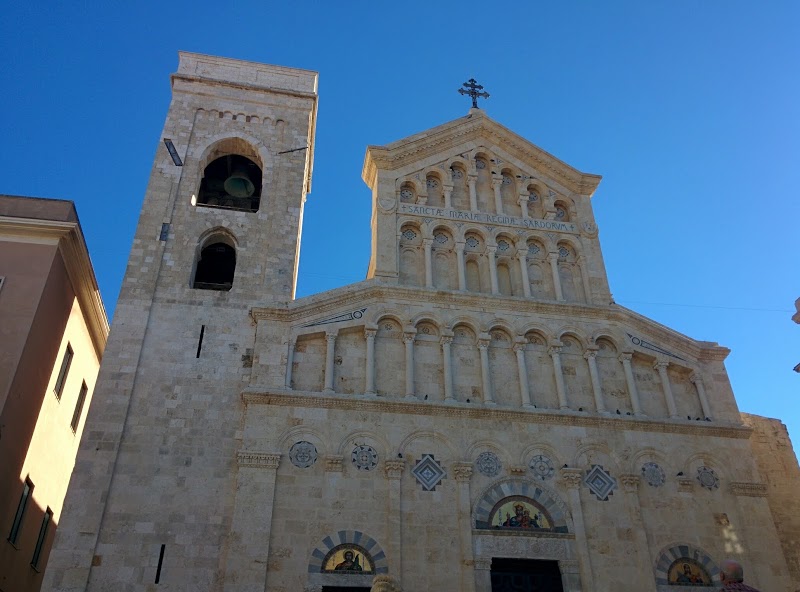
223,168,255,198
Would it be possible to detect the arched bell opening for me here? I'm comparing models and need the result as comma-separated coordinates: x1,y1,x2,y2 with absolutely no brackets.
196,154,262,212
192,241,236,291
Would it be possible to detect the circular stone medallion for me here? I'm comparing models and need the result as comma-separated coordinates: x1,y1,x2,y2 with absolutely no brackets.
641,462,666,487
529,454,555,480
352,445,378,471
475,451,501,477
696,466,719,490
289,441,318,468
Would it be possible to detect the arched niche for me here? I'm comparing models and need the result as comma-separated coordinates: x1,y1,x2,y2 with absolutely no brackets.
196,154,262,212
654,544,720,589
473,478,570,533
307,531,389,590
192,231,237,291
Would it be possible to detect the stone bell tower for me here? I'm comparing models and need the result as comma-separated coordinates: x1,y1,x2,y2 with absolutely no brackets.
43,53,318,591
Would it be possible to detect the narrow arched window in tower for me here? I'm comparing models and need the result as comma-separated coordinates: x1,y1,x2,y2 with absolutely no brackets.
193,242,236,291
197,154,262,212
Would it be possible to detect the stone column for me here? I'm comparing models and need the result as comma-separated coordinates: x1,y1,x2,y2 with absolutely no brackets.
468,175,478,211
619,474,658,591
478,338,495,405
514,341,533,408
549,252,564,301
223,452,281,592
455,242,467,290
560,468,593,591
689,372,712,419
453,463,476,592
517,252,531,297
443,185,453,209
365,328,377,395
486,246,499,294
654,360,678,418
384,460,405,582
584,349,606,413
577,254,592,303
492,177,504,214
618,353,643,415
323,331,337,394
423,238,434,288
518,193,530,219
549,345,569,409
284,339,295,389
473,557,492,592
404,331,416,399
441,336,455,403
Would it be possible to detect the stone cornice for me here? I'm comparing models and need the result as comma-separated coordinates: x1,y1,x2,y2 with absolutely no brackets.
362,112,602,197
0,216,109,357
249,283,730,363
241,390,752,440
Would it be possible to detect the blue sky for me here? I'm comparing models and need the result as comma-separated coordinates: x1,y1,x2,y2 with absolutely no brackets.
2,2,798,443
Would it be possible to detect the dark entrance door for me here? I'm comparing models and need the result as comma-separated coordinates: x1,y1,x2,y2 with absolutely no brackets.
490,558,565,592
321,587,371,592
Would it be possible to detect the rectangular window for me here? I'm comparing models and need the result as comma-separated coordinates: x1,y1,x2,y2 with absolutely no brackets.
31,507,52,570
54,344,73,399
71,381,88,433
8,478,33,545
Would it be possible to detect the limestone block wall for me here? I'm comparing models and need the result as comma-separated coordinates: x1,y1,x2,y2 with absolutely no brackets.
235,397,792,592
742,413,800,591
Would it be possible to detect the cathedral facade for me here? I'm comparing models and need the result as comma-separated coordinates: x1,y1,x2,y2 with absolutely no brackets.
43,53,799,592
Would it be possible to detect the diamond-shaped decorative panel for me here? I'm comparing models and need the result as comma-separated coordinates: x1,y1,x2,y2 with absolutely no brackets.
412,454,446,491
585,464,617,501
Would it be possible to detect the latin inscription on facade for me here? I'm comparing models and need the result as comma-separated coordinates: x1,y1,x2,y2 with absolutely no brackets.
399,204,579,233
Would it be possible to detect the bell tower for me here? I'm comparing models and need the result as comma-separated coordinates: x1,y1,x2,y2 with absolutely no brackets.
43,53,318,591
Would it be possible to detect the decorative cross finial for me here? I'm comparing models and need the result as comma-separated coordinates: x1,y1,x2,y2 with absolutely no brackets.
458,78,490,109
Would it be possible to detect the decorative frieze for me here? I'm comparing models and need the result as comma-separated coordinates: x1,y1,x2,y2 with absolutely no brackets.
236,451,281,469
729,481,768,497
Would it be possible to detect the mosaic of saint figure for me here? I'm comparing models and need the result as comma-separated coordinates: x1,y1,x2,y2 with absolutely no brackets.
668,558,712,586
490,497,551,530
322,544,374,574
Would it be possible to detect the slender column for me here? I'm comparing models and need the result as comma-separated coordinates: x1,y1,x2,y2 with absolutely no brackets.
514,342,532,408
384,460,405,582
467,175,478,210
618,353,642,415
654,360,678,418
423,238,433,288
518,193,530,219
577,254,592,303
560,469,593,591
492,177,504,214
443,186,453,209
223,453,281,592
584,349,606,413
478,338,495,405
323,331,337,394
364,329,377,395
619,475,658,592
549,252,564,301
441,336,455,402
690,372,712,419
455,242,467,290
404,332,416,399
518,252,531,297
284,339,295,389
486,245,499,294
453,463,476,592
549,345,569,409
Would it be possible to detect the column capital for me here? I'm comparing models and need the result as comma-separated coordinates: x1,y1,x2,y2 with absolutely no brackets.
440,335,453,346
618,352,633,363
583,349,598,361
237,451,281,470
454,241,465,252
452,462,474,482
560,467,583,489
325,330,338,342
474,557,492,571
486,245,497,255
548,345,563,356
619,473,640,492
364,328,377,340
653,359,670,371
403,333,416,344
677,476,694,492
384,459,405,480
558,559,580,574
548,252,559,262
689,372,703,385
513,342,526,354
477,339,490,350
422,237,434,247
491,176,503,188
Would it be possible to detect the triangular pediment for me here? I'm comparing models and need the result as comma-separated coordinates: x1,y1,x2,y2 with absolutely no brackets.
362,109,601,196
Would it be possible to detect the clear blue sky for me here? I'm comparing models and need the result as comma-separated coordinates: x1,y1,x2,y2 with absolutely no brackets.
2,2,798,445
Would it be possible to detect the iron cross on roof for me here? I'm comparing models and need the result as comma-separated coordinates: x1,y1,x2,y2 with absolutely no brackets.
458,78,490,109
